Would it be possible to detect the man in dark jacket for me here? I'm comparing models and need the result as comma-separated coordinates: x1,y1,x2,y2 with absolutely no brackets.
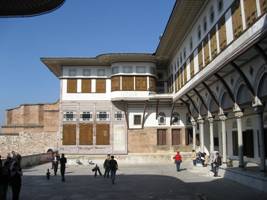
60,154,67,182
109,156,118,184
103,154,111,178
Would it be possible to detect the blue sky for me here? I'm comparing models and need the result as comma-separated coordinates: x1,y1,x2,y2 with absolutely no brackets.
0,0,175,126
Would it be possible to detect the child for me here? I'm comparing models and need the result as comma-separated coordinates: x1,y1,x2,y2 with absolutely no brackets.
46,169,51,180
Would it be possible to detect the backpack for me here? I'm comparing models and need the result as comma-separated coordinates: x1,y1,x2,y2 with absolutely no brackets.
217,156,222,166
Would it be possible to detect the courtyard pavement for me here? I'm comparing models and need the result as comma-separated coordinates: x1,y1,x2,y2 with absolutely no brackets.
8,160,267,200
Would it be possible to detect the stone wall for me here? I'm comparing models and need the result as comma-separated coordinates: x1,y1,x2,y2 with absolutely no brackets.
0,132,57,157
128,127,189,153
0,101,59,157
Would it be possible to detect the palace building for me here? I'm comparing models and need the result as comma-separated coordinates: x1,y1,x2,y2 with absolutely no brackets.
1,0,267,171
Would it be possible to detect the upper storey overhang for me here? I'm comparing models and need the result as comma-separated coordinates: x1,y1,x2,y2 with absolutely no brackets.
155,0,208,62
41,53,167,77
0,0,65,17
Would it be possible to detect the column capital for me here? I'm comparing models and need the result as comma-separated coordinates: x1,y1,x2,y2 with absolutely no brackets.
208,117,214,123
234,111,243,118
252,96,263,108
197,118,204,124
219,114,227,121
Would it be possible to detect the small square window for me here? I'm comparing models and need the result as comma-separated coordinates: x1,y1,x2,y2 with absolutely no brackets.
198,25,201,40
69,69,76,76
123,66,133,73
190,37,193,51
80,112,92,121
112,66,119,74
83,69,91,76
210,6,214,23
183,48,186,59
114,111,124,120
96,111,110,121
136,66,146,73
134,115,141,125
203,17,207,32
97,69,105,76
64,111,75,121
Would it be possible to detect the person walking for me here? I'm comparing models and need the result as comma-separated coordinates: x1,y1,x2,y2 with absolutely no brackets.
53,153,60,176
191,150,196,166
213,152,222,177
60,154,67,182
0,162,10,200
173,151,182,172
109,156,118,184
92,164,102,177
9,162,22,200
103,154,111,178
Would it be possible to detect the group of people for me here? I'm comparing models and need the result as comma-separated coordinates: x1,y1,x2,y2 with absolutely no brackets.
0,151,23,200
48,153,67,182
90,154,118,184
191,150,222,177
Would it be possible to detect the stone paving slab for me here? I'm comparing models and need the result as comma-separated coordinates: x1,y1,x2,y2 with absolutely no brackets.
7,161,267,200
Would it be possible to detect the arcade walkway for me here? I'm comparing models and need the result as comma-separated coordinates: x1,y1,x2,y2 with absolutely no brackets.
15,160,267,200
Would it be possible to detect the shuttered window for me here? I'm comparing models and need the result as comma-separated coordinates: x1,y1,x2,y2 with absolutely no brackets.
63,124,76,145
210,27,217,59
203,36,210,66
95,79,106,93
67,79,77,93
149,77,157,92
122,76,134,91
157,129,167,145
231,0,243,39
135,76,147,91
81,79,91,93
96,124,110,145
172,129,181,145
177,70,181,90
79,123,93,145
181,66,185,87
184,64,187,83
175,74,178,92
111,76,120,91
218,16,227,51
243,0,257,27
190,55,194,79
198,44,203,70
260,0,267,14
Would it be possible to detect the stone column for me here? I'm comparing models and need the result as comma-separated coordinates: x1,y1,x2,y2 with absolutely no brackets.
191,118,197,150
254,105,266,172
234,111,244,168
208,117,214,154
219,115,227,163
198,117,205,152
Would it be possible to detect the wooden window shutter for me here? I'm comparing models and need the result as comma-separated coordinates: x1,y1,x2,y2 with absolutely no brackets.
231,0,243,39
79,123,93,145
122,76,134,90
149,77,156,92
81,79,91,93
111,76,120,91
181,66,185,87
175,74,178,92
96,79,106,93
178,70,181,90
210,27,217,59
198,44,203,70
67,79,77,93
172,129,181,145
243,0,257,27
157,129,166,145
203,36,210,66
260,0,267,14
135,76,147,91
184,64,188,83
218,16,227,51
63,124,76,145
96,124,110,145
190,55,194,79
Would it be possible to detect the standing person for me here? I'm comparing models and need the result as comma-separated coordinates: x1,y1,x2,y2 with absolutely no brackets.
213,152,222,177
0,162,10,200
173,151,182,172
10,162,22,200
103,154,111,178
60,154,67,182
191,150,196,166
53,153,60,176
109,156,118,184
